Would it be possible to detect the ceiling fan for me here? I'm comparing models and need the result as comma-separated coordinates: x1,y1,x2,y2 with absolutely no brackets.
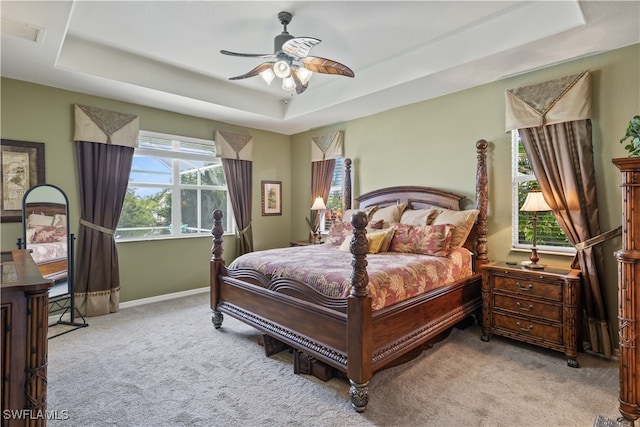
220,11,355,95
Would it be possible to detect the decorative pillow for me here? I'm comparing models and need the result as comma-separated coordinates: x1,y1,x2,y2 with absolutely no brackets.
367,219,384,229
27,213,54,227
400,208,439,226
328,219,386,245
29,225,67,244
370,203,407,227
338,228,394,254
388,223,454,257
326,221,350,245
432,208,480,248
378,226,396,252
52,214,66,227
342,205,379,223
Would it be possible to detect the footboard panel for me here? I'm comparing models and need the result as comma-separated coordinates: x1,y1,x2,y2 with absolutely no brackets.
371,274,482,371
216,276,351,370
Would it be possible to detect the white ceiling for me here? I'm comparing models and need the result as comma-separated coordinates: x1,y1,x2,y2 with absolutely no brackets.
1,1,639,135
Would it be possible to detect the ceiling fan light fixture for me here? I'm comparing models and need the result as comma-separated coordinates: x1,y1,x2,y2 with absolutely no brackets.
221,11,354,95
296,67,312,85
282,76,296,91
273,60,291,78
259,68,276,85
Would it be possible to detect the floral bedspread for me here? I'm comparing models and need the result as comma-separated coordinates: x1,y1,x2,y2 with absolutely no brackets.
229,244,473,310
29,242,67,264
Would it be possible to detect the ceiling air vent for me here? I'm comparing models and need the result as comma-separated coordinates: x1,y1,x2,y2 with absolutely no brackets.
1,17,45,43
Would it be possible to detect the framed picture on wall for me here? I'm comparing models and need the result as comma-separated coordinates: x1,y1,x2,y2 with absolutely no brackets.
1,139,45,223
261,180,282,216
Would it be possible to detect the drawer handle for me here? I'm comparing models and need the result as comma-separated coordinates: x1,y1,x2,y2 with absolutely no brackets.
516,301,534,311
516,321,534,332
516,281,533,291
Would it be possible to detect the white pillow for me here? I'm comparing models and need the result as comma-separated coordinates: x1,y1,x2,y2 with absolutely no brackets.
27,213,54,227
432,208,479,248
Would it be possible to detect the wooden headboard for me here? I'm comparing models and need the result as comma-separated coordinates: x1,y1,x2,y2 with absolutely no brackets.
341,139,489,268
356,186,465,211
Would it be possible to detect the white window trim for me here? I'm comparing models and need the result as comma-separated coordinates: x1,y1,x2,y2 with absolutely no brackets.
116,130,234,242
511,131,575,256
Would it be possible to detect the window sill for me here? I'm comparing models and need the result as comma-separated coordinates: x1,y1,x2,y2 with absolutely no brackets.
116,233,230,243
511,246,576,257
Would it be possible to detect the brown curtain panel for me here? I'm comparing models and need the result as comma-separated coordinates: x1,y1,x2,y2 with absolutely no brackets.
520,119,612,357
222,158,253,257
310,159,336,234
75,141,134,316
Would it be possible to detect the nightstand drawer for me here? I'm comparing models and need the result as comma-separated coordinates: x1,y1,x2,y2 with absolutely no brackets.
493,275,561,301
494,313,562,344
494,294,562,322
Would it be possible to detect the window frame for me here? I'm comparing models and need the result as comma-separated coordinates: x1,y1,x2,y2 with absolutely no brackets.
320,157,344,233
511,130,575,256
115,130,234,242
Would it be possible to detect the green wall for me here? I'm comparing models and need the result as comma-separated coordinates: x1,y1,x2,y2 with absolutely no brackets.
293,44,640,344
2,43,639,339
0,79,291,302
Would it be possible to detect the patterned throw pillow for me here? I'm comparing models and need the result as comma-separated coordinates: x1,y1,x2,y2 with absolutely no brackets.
30,225,67,243
327,220,385,245
388,223,455,257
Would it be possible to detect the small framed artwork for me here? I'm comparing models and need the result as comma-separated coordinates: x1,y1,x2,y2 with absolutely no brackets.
1,139,45,223
261,180,282,216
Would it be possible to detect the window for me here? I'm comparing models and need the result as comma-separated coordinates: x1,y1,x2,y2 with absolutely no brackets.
116,131,233,240
512,130,574,254
321,157,344,232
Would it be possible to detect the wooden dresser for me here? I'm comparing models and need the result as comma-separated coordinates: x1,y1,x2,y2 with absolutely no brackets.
613,157,640,424
1,250,52,427
481,262,581,367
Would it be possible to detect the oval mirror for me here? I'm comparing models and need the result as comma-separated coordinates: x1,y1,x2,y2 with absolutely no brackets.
21,184,70,295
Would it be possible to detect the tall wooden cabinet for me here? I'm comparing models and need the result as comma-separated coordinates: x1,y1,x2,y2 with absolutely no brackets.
613,157,640,424
1,250,52,427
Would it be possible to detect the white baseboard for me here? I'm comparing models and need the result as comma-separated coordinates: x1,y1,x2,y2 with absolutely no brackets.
119,286,209,309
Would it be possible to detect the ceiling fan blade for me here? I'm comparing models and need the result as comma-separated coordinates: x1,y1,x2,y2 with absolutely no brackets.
282,37,321,58
290,68,308,94
220,50,276,59
228,62,275,80
302,56,355,78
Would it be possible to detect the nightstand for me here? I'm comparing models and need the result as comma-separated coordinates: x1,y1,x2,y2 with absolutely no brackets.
480,262,581,367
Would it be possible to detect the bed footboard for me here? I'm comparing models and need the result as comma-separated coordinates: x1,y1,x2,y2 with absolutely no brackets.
210,208,374,412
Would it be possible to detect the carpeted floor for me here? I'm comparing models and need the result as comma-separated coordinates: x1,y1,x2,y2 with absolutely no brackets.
47,292,622,426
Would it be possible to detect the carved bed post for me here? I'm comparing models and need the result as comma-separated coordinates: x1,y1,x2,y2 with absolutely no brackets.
211,209,225,329
347,211,372,412
475,140,489,266
344,158,352,211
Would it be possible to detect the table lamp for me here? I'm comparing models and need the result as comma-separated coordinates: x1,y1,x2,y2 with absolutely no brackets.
520,190,552,269
310,196,326,243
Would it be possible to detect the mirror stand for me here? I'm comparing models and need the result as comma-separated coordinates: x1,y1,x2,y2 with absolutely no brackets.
46,233,88,338
19,183,89,339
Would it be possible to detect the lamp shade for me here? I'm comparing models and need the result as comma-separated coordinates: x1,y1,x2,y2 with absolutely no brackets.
311,196,326,211
520,191,552,212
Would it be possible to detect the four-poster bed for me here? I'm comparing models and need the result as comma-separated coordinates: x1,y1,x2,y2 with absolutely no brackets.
209,139,489,412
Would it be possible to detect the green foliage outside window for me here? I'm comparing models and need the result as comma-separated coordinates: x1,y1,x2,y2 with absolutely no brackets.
515,135,572,249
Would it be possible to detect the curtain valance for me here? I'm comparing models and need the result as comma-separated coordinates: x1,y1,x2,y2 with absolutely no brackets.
311,130,343,162
74,104,139,147
505,70,591,131
215,130,253,161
